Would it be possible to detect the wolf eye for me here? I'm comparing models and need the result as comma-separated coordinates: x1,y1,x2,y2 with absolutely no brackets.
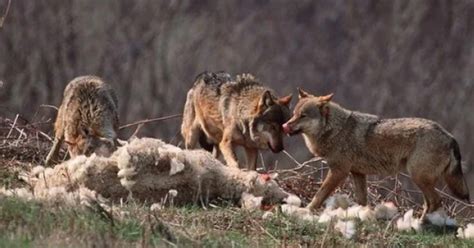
300,113,307,118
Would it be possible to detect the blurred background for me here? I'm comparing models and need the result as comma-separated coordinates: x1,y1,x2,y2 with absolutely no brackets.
1,1,473,194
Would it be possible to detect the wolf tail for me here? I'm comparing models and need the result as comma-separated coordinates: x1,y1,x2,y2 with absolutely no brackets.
181,89,197,149
181,88,215,153
444,139,470,202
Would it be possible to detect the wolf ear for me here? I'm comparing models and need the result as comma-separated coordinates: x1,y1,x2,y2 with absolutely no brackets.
318,93,334,104
278,94,292,106
298,88,313,99
257,90,275,113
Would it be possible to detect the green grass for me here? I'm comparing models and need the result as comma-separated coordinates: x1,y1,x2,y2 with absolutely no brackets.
1,197,474,247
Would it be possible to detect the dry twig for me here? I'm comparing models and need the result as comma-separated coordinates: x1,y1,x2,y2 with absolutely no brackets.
119,114,182,130
0,0,11,28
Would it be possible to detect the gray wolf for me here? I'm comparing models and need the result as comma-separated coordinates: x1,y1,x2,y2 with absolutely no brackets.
45,75,119,166
181,72,292,170
283,89,469,221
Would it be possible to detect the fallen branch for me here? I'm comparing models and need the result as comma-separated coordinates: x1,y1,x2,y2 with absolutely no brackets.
399,172,474,208
40,104,59,111
273,150,325,175
0,0,11,28
5,114,19,140
119,114,182,130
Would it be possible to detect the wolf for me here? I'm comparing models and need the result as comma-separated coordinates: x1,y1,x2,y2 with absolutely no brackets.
282,88,470,221
181,71,292,170
44,75,120,166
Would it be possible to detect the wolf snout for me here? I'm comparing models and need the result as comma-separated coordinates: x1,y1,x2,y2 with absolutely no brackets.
282,123,292,134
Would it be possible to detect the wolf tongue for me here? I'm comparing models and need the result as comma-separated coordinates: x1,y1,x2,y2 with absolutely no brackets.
282,123,292,134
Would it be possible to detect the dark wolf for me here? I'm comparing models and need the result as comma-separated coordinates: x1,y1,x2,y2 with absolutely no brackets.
181,72,292,170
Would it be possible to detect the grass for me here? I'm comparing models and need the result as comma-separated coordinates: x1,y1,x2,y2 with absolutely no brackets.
1,197,474,247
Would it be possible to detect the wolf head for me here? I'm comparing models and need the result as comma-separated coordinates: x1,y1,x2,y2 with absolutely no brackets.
250,91,292,153
66,127,118,158
282,88,334,136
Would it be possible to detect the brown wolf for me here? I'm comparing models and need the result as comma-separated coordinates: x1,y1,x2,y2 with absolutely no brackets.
181,72,292,170
282,89,470,220
44,75,120,166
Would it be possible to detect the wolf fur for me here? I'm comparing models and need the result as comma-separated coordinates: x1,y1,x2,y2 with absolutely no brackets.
45,75,119,166
283,89,469,221
181,71,292,169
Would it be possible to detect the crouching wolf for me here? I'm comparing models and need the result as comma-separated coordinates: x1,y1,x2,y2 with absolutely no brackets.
181,72,292,170
283,89,470,220
45,75,120,166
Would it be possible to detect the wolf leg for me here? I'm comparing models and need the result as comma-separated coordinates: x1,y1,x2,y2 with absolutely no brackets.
351,171,367,206
411,174,442,221
307,168,349,211
244,147,258,170
184,124,201,150
219,128,239,168
45,136,63,166
212,146,221,158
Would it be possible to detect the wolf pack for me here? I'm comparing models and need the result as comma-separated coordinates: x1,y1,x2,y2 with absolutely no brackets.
44,72,470,225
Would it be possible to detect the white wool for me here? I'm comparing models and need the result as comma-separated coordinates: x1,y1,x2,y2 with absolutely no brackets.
457,223,474,239
150,203,163,211
27,137,294,207
375,201,398,220
30,166,45,176
169,158,185,176
16,188,34,200
46,187,68,200
120,178,136,191
346,205,362,219
240,192,263,211
334,220,357,239
168,189,178,198
44,167,55,177
66,155,88,173
300,214,319,222
1,187,34,200
325,204,376,222
332,207,349,219
70,156,92,182
396,209,422,232
1,183,105,207
426,208,457,227
318,210,336,224
357,206,376,222
262,211,274,220
159,143,182,155
117,167,136,178
116,147,131,170
324,194,351,210
63,192,80,206
284,194,302,207
281,204,311,216
78,187,99,206
280,204,318,223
